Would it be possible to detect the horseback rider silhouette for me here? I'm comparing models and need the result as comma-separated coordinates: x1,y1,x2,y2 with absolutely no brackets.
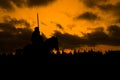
31,13,44,49
21,13,59,64
23,13,59,57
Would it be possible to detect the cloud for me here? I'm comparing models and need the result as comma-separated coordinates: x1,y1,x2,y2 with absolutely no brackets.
0,23,16,33
51,21,64,30
41,22,48,26
107,25,120,45
53,31,85,49
0,0,25,10
98,2,120,16
27,0,56,7
84,27,109,46
97,2,120,23
84,25,120,46
53,25,120,49
0,0,13,10
75,12,100,21
81,0,120,16
81,0,108,8
0,0,56,10
0,17,32,52
56,24,64,30
12,0,26,7
80,0,120,23
3,16,30,28
0,23,32,53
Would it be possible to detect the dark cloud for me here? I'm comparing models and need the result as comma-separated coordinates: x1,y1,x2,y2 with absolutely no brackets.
41,22,48,26
0,0,13,10
81,0,120,22
51,21,64,30
0,23,32,53
108,25,120,37
83,26,120,46
0,23,16,34
98,4,114,11
0,0,25,10
81,0,120,23
0,17,32,53
81,0,108,8
0,0,56,10
98,2,120,11
98,2,120,23
84,27,109,46
81,0,120,18
3,16,30,28
56,24,64,30
75,12,100,21
53,31,85,49
53,25,120,49
12,0,26,7
27,0,55,7
98,2,120,16
107,25,120,45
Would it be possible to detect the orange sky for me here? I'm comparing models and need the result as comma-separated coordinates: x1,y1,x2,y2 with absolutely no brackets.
0,0,120,52
0,0,112,37
1,0,118,37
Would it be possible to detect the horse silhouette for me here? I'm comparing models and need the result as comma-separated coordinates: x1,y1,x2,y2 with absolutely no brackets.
44,36,59,55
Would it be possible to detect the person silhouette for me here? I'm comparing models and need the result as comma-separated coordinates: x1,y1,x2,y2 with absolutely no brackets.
31,27,43,47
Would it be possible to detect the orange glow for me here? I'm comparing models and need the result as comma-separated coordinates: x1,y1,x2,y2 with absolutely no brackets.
0,0,120,52
1,0,106,37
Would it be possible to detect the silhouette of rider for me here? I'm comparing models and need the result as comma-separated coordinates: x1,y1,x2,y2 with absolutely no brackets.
31,27,43,48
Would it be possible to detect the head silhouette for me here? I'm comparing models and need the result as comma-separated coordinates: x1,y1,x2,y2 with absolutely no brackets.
34,27,39,33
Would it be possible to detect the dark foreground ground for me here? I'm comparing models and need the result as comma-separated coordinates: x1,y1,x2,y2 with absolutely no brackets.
0,50,120,65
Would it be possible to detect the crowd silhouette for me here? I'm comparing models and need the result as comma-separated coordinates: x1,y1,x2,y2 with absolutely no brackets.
0,25,120,65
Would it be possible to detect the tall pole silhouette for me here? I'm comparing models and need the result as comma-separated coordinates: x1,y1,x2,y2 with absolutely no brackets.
37,13,40,34
37,13,39,28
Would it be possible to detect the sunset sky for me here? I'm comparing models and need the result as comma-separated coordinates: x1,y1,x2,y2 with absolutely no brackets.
0,0,120,53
